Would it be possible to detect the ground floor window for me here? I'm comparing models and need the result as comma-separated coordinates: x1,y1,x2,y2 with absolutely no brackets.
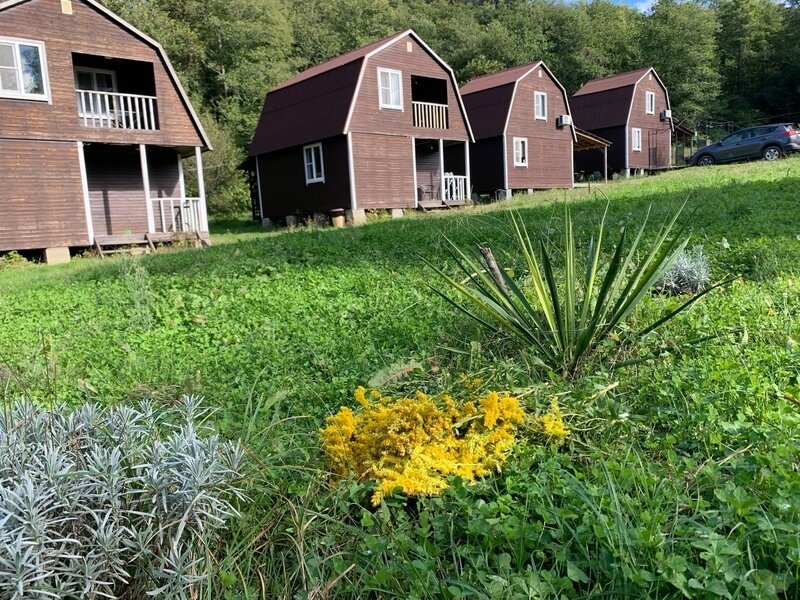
513,137,528,167
632,128,642,152
304,143,324,184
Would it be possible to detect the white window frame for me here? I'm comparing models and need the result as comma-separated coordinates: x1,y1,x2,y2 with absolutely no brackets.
645,91,655,115
377,67,403,111
0,36,51,102
534,91,547,120
632,128,642,152
303,142,325,184
513,137,528,167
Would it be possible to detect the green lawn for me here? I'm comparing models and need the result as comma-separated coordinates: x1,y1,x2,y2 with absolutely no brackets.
1,158,800,598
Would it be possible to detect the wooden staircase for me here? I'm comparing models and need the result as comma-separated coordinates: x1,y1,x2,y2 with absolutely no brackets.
94,232,208,257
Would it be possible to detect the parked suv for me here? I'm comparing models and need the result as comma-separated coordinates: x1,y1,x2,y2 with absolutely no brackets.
690,123,800,166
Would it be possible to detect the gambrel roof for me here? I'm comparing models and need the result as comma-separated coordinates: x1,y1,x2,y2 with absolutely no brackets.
0,0,211,149
249,29,473,156
460,61,575,141
571,67,671,130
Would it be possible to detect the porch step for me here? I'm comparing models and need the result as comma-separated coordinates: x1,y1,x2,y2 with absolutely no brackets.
93,231,208,258
418,198,466,210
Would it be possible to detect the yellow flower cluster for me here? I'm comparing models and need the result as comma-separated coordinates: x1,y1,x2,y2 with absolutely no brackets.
533,399,570,444
320,387,526,506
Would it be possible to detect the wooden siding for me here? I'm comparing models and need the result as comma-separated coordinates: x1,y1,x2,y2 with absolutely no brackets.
0,139,88,251
349,36,469,142
628,76,671,170
258,136,351,218
505,67,573,190
85,145,148,236
0,0,202,147
469,137,504,193
352,133,415,209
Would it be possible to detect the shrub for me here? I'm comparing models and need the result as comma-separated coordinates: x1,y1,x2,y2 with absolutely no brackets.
321,387,526,506
0,395,244,599
654,244,711,295
430,204,722,377
0,251,30,271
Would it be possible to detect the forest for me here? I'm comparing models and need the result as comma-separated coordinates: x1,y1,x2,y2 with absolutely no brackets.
102,0,800,214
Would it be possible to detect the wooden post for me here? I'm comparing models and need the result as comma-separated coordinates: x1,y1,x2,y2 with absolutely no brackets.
76,141,94,245
439,138,445,203
464,140,471,202
255,156,265,221
140,144,155,233
411,137,418,207
195,146,208,232
175,154,184,232
603,146,608,183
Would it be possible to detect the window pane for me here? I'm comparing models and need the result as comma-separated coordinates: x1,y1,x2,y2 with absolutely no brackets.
0,67,19,92
19,45,43,94
313,146,322,178
95,72,114,92
390,72,401,106
76,71,93,90
380,71,391,105
0,43,15,68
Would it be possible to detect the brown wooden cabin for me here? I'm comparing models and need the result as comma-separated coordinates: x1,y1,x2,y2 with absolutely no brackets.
247,30,474,223
571,67,673,177
460,61,575,198
0,0,211,263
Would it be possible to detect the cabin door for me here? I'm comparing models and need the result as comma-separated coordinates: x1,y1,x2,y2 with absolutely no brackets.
75,68,117,122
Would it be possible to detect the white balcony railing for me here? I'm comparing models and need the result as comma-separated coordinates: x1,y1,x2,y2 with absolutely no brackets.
413,101,448,129
152,197,204,234
76,90,158,130
443,174,468,203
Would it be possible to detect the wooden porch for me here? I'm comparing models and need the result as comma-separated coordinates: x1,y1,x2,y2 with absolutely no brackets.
414,138,470,208
79,142,209,252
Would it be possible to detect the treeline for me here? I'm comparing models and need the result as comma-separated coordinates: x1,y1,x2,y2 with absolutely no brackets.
103,0,800,214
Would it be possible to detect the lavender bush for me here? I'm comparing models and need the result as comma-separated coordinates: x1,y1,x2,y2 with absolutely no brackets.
0,395,244,599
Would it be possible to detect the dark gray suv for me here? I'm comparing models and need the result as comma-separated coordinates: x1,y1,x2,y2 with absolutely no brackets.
690,123,800,166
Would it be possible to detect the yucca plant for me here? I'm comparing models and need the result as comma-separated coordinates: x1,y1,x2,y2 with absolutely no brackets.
429,202,722,377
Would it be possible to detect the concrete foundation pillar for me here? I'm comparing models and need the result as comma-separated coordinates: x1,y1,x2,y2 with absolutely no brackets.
504,189,512,200
43,247,70,264
261,218,275,231
331,210,346,229
390,208,404,219
345,209,367,226
526,189,533,195
285,215,297,228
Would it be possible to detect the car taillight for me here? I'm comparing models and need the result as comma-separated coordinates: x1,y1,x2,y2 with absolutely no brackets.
783,129,798,136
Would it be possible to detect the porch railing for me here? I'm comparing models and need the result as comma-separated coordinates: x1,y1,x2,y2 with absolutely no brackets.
152,197,204,233
76,90,159,130
443,174,468,203
413,101,449,129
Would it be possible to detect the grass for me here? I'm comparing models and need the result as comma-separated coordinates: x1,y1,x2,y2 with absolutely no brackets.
1,158,800,598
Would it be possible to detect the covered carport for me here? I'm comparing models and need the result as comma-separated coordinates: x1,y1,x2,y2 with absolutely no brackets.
574,128,612,182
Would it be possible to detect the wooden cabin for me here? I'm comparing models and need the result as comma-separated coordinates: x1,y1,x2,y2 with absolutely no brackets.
0,0,211,263
460,61,575,197
571,67,673,177
248,30,474,223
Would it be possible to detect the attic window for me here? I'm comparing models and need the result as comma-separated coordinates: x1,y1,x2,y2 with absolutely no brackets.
534,91,547,120
378,68,403,110
646,91,655,115
0,37,50,101
304,143,324,184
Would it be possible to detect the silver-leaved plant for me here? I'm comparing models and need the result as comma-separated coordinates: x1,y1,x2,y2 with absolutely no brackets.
0,395,244,600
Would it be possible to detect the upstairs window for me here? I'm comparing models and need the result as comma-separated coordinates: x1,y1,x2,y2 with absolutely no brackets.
513,137,528,167
632,127,642,151
304,143,324,184
646,91,655,114
0,37,49,101
378,68,403,110
534,91,547,120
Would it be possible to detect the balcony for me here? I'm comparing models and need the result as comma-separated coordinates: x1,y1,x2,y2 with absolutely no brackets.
76,90,159,131
413,101,449,129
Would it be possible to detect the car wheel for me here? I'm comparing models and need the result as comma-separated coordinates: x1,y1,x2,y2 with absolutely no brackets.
762,146,782,161
697,155,714,166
